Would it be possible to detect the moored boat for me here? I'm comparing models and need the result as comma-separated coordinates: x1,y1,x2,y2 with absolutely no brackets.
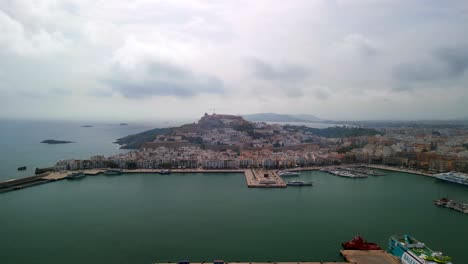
434,172,468,186
388,235,453,264
67,171,86,180
105,169,123,175
286,180,312,186
159,169,171,175
342,236,382,250
278,170,300,177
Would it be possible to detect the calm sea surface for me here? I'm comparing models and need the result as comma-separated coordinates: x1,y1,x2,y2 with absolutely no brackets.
0,119,163,181
1,120,468,264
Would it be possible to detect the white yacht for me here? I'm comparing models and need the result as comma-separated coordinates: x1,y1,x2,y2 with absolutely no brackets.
435,171,468,186
278,170,300,177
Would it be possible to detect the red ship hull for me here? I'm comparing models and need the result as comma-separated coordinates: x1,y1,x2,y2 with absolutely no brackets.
342,236,382,250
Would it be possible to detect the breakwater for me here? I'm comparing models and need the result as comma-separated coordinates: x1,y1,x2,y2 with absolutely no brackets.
0,168,287,193
0,173,51,193
154,250,400,264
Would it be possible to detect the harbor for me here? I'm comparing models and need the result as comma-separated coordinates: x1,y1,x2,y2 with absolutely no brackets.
2,169,467,263
0,163,438,194
319,166,386,179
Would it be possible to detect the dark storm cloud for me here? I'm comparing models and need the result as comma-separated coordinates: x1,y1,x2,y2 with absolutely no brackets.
251,59,311,82
392,45,468,89
105,61,224,99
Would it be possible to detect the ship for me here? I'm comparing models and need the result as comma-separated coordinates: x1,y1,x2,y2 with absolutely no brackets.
67,171,86,180
388,235,453,264
286,180,312,186
17,166,27,171
342,236,382,250
278,170,300,177
105,169,123,175
159,169,171,175
434,171,468,186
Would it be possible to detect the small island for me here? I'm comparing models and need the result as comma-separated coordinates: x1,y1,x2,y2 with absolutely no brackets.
119,123,128,126
80,125,94,128
41,139,75,144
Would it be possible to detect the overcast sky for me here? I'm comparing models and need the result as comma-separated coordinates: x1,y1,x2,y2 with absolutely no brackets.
1,0,468,121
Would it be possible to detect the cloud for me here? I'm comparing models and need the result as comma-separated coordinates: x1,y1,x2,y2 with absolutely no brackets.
250,59,311,82
104,60,224,99
247,58,312,98
1,0,468,120
0,9,67,56
87,88,114,98
49,88,72,96
313,87,331,100
338,34,379,57
392,45,468,89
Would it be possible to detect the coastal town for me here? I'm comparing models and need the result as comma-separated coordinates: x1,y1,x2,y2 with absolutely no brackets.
53,113,468,174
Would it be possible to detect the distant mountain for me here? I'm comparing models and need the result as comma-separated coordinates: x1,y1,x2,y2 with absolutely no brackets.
243,113,322,123
290,114,323,122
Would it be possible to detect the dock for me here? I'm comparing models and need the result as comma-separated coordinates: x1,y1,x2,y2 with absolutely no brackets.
341,250,400,264
42,171,71,181
244,169,287,188
0,174,51,193
156,253,399,264
434,198,468,214
122,169,244,174
365,165,434,177
159,261,350,264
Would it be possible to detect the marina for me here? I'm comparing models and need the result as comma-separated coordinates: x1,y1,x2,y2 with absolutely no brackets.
320,168,367,179
434,171,468,186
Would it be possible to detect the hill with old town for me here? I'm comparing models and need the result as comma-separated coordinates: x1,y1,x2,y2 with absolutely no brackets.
55,113,468,173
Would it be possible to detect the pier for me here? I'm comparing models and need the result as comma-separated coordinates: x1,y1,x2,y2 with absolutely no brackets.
0,174,51,193
365,165,434,177
434,198,468,214
245,169,286,188
341,250,400,264
155,251,400,264
0,168,288,193
157,262,345,264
